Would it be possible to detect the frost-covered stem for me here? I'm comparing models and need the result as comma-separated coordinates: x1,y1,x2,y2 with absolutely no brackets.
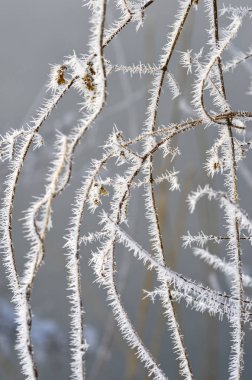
1,8,156,368
145,183,194,375
97,113,252,372
28,137,68,279
1,84,70,279
2,82,75,285
225,111,252,118
65,1,108,378
123,112,249,148
0,83,80,380
41,0,157,199
193,248,252,288
104,247,168,380
0,63,83,380
65,147,167,378
141,2,194,377
101,213,252,322
102,0,156,47
88,144,169,377
13,136,68,380
2,75,89,380
224,52,252,72
193,14,242,123
212,1,244,378
95,183,168,378
65,154,112,380
147,0,194,134
0,134,39,380
115,121,206,215
144,172,193,378
188,186,252,238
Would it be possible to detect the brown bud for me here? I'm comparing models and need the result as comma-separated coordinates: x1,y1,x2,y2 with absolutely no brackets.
57,65,67,85
99,185,109,196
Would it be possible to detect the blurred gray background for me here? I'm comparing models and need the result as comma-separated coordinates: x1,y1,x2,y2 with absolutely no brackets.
0,0,252,379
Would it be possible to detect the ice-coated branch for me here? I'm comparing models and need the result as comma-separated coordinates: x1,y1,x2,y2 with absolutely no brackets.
192,14,242,123
193,248,252,288
100,212,252,322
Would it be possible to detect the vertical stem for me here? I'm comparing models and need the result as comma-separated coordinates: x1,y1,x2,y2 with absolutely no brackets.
211,1,244,378
143,1,195,378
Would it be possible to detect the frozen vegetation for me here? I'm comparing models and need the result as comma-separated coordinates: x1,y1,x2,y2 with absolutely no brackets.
1,0,252,379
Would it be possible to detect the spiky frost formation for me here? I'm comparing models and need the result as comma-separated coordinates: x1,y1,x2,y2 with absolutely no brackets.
2,0,252,378
140,2,195,379
91,222,168,378
22,134,69,278
96,248,168,380
193,248,252,288
63,1,108,378
191,15,242,123
87,135,169,379
0,130,40,379
100,212,252,322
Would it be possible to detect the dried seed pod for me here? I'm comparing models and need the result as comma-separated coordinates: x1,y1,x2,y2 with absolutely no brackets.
88,61,96,76
94,198,100,206
213,162,220,170
99,185,109,196
83,73,95,91
57,65,67,85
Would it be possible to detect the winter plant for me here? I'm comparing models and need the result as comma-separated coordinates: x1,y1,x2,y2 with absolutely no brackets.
1,0,252,379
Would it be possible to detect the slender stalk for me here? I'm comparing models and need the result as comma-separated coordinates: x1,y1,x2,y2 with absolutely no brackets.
211,1,244,378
